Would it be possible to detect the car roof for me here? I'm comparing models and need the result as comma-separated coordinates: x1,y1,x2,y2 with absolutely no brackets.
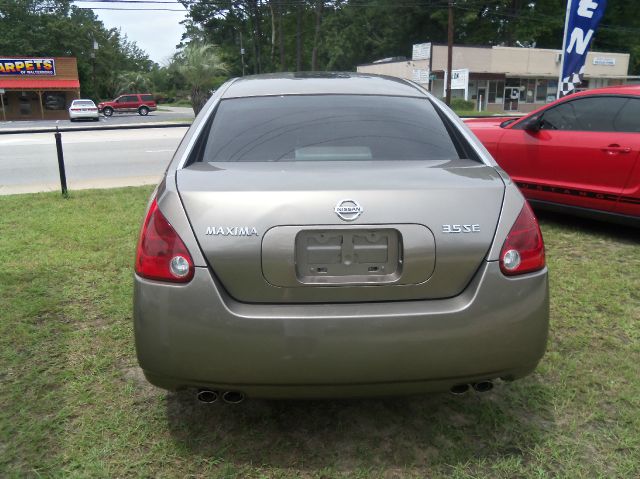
221,72,426,99
571,84,640,98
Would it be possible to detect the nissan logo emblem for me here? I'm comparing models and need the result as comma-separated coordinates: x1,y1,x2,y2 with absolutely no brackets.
334,199,363,221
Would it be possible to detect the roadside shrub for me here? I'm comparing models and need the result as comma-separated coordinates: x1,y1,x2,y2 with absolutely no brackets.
450,98,475,111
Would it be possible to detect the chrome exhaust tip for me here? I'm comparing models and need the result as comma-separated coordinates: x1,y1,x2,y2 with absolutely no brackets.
450,384,470,395
222,391,245,404
196,389,219,403
472,381,494,393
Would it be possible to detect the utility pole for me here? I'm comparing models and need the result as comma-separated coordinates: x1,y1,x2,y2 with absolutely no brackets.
240,31,245,76
446,0,454,106
91,38,99,98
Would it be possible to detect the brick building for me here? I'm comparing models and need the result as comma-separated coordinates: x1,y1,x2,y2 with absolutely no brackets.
0,57,81,121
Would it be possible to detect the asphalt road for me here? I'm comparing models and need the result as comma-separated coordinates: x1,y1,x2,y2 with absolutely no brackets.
0,127,187,195
0,106,194,131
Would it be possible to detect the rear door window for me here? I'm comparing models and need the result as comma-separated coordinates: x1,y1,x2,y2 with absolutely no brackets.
540,96,628,131
613,97,640,132
197,95,463,163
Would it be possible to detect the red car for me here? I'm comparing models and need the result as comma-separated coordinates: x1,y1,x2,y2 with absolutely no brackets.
466,85,640,225
98,93,157,117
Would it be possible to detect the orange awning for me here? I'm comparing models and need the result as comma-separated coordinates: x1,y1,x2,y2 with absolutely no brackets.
0,79,80,89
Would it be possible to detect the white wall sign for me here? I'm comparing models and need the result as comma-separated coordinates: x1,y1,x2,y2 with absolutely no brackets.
443,68,470,100
412,43,431,61
593,57,615,66
412,68,430,84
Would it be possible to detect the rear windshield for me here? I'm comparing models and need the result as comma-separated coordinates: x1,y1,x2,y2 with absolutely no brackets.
197,95,462,162
73,100,95,107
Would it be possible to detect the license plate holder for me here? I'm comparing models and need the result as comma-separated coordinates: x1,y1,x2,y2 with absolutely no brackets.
295,228,401,284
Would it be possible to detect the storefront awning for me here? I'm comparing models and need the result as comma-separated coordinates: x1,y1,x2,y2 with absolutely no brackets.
0,79,80,90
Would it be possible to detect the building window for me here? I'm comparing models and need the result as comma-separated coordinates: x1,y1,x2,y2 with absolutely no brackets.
535,80,548,102
546,80,558,102
525,79,536,103
19,96,31,115
488,80,504,104
43,92,66,110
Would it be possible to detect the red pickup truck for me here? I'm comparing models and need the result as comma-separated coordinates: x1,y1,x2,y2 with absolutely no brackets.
98,93,157,117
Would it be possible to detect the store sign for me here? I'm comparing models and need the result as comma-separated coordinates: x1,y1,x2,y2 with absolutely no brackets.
0,58,56,76
592,56,615,66
443,68,470,100
450,69,469,90
412,43,431,61
412,68,430,84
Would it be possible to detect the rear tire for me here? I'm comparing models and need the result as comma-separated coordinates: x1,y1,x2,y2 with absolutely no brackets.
103,107,113,117
138,106,149,116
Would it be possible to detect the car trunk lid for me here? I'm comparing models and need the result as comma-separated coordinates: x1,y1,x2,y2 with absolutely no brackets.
177,160,504,303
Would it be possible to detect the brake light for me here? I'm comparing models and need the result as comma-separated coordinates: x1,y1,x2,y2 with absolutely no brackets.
500,202,545,275
135,199,194,282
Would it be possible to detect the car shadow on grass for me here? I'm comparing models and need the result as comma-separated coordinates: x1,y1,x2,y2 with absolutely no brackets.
535,210,639,244
164,378,554,472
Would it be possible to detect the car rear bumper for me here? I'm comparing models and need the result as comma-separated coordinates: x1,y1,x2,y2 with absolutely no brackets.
134,261,549,398
69,111,99,119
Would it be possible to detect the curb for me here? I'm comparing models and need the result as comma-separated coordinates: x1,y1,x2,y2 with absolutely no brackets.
0,121,192,135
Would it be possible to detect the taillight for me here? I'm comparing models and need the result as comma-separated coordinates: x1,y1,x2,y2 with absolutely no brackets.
500,201,545,276
135,199,194,282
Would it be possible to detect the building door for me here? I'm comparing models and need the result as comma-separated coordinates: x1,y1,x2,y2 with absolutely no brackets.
477,88,487,111
503,87,519,111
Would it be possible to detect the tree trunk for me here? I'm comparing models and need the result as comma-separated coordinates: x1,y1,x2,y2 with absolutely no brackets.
296,0,303,71
255,0,263,73
191,85,208,116
269,0,276,65
248,0,260,74
311,0,324,71
278,0,286,71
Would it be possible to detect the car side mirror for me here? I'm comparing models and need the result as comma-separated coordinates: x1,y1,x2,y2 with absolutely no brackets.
524,116,543,133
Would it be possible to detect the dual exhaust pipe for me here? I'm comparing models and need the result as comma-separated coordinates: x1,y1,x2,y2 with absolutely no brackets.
450,380,494,395
198,382,494,402
196,389,245,404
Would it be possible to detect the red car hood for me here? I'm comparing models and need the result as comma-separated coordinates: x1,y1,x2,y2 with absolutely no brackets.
463,117,515,129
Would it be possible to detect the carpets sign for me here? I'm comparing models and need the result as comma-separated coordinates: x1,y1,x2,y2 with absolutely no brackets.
0,58,56,76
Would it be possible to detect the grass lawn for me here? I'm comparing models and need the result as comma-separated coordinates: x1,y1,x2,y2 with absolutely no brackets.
453,110,502,117
1,187,638,478
162,100,194,108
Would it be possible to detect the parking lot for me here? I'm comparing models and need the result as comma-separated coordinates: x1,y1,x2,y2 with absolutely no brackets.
0,106,194,131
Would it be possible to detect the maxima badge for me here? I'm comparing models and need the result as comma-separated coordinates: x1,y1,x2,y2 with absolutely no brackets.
335,199,363,221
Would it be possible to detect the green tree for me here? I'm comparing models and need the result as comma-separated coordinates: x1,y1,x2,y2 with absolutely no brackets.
0,1,157,100
176,43,228,114
178,0,640,76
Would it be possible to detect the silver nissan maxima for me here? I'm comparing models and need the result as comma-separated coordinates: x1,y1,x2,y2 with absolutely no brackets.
134,73,548,402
